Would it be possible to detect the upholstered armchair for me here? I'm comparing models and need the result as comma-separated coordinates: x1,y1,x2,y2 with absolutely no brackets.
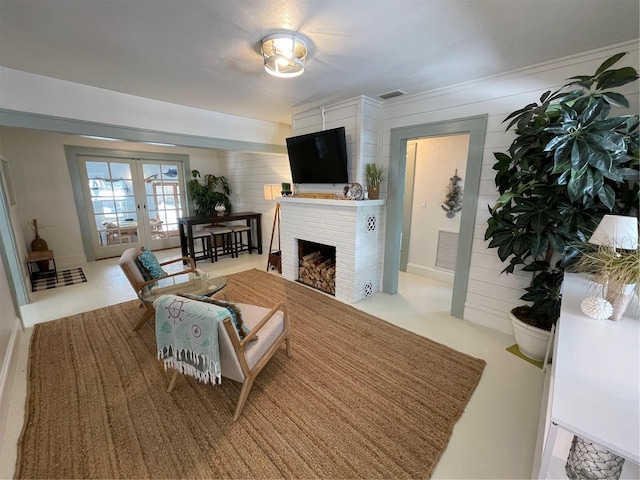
118,247,201,330
154,293,292,421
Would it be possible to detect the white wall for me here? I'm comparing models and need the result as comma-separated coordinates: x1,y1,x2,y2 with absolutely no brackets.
380,40,640,334
0,127,220,268
0,67,290,147
406,134,469,283
0,255,21,454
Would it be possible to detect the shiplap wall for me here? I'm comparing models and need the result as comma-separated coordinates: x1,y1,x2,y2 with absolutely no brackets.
217,150,291,253
291,96,382,189
380,41,639,333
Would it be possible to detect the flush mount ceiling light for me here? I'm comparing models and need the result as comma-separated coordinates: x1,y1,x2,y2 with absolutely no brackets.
261,32,307,78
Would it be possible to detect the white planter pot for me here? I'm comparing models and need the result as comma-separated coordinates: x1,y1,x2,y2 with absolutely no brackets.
510,312,553,363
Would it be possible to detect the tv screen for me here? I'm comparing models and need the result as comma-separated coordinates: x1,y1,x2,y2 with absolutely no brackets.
286,126,349,184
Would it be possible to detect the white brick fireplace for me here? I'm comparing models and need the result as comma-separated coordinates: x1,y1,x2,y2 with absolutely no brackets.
279,197,385,303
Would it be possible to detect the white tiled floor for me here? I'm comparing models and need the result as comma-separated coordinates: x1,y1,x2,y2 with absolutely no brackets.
0,248,544,479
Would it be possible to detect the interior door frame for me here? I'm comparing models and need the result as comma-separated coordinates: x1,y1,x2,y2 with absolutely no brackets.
65,146,190,261
400,141,417,272
0,155,28,307
383,115,487,319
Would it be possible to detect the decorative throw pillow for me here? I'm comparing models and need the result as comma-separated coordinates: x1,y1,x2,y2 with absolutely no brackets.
178,293,254,340
137,247,168,280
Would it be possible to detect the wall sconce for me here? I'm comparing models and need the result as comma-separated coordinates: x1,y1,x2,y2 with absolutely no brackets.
261,33,307,78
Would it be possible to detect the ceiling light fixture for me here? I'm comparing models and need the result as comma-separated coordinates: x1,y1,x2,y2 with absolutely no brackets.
261,32,307,78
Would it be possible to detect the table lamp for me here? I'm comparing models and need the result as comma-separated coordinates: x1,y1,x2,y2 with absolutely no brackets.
586,214,639,321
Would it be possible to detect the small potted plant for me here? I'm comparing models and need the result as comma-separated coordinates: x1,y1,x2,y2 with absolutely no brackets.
365,163,384,200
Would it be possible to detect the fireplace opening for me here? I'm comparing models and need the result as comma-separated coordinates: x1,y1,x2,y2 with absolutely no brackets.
297,240,336,295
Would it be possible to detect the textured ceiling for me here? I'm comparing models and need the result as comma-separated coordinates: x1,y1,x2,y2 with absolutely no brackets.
1,0,638,125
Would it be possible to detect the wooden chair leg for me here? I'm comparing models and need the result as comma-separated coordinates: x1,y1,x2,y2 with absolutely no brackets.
167,370,180,392
134,303,155,331
233,375,256,421
286,336,293,357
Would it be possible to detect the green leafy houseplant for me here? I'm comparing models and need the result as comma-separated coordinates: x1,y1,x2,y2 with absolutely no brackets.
187,170,232,216
484,53,639,331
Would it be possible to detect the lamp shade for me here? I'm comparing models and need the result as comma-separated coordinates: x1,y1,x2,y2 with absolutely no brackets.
261,33,307,78
588,215,639,250
263,184,281,200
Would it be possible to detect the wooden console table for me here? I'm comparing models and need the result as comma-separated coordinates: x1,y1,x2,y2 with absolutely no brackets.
178,212,262,262
534,273,639,478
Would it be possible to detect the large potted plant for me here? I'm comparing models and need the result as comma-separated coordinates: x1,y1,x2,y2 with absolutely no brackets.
484,53,639,361
187,170,232,216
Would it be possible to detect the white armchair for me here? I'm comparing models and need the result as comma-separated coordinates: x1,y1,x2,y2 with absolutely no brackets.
155,294,292,420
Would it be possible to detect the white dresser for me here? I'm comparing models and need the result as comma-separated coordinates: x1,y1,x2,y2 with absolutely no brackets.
534,273,639,479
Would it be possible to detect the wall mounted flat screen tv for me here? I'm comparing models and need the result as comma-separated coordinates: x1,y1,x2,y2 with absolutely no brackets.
286,126,349,184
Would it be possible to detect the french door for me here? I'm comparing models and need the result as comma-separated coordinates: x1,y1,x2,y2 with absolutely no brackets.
76,154,187,259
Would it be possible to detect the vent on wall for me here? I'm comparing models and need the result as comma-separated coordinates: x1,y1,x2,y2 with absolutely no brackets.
435,230,459,272
378,89,407,100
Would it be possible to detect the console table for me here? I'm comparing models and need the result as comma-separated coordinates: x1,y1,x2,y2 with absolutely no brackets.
178,212,262,262
534,273,639,479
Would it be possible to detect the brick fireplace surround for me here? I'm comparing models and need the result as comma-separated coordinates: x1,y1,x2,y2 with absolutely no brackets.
279,197,385,303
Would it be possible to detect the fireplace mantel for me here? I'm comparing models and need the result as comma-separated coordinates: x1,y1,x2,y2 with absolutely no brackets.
279,197,385,303
279,197,385,208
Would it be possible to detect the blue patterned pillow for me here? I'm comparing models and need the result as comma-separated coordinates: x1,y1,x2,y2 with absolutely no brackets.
137,248,168,280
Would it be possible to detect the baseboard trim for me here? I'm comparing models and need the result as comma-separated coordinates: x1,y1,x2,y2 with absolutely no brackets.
406,264,454,284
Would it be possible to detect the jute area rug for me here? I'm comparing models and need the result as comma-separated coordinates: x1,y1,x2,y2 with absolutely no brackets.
17,268,486,479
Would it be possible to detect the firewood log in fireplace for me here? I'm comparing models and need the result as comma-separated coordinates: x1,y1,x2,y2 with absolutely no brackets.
299,250,336,295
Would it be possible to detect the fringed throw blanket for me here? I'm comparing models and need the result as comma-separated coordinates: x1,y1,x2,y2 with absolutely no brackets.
154,294,231,385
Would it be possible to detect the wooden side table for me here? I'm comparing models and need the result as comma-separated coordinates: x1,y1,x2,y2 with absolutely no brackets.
27,250,57,291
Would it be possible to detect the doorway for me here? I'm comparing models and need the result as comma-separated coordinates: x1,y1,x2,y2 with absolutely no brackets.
401,134,470,283
66,146,190,261
383,115,487,319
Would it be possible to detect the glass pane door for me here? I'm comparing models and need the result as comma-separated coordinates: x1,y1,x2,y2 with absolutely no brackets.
140,162,184,250
79,156,185,259
86,159,139,258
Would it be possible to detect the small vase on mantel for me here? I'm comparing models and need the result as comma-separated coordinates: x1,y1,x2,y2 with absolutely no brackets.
368,184,380,200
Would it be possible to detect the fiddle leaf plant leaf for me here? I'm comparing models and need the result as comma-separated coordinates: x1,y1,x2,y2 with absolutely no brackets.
594,52,628,76
602,92,629,108
596,183,616,210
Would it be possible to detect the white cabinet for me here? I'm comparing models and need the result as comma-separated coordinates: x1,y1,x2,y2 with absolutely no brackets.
534,274,639,479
